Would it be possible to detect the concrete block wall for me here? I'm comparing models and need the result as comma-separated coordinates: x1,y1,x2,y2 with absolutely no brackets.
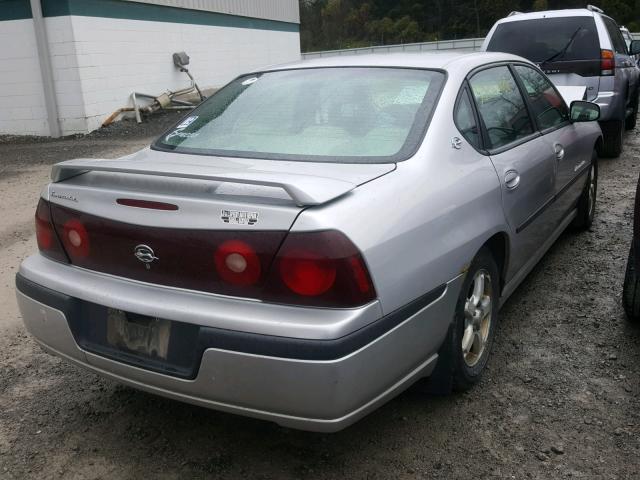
47,16,87,135
67,16,300,133
0,0,301,137
0,19,49,135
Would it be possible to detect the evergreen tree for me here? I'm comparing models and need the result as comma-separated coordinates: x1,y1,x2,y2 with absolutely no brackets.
299,0,639,51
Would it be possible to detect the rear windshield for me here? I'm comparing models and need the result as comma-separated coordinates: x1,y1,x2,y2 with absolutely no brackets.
154,68,445,164
487,17,600,63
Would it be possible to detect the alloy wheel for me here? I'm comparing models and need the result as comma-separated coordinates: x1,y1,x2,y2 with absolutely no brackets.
462,270,492,367
587,164,596,218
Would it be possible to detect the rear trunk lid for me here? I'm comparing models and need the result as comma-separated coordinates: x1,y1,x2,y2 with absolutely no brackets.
52,148,395,208
47,148,394,297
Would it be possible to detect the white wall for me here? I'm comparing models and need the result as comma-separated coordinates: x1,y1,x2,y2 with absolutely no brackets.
0,15,300,136
46,16,88,135
67,16,301,133
0,19,49,136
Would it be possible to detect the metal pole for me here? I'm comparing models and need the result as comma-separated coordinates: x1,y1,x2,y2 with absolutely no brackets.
30,0,61,137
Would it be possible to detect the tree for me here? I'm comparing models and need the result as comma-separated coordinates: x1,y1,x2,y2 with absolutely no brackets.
533,0,548,10
299,0,639,52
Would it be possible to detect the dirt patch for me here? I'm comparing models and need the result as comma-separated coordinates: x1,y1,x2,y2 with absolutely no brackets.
0,116,639,479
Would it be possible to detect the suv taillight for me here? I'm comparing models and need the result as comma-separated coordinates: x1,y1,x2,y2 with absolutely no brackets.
262,230,376,308
35,198,69,263
601,49,615,76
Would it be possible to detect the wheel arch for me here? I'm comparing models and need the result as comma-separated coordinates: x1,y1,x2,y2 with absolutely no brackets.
594,135,604,156
481,232,509,295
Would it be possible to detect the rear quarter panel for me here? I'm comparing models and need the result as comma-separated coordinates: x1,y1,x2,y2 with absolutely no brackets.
291,79,509,315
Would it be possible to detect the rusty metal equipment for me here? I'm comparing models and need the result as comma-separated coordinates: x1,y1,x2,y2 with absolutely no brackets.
103,51,205,127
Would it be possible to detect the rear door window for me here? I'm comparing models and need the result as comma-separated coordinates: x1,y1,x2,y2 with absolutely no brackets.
454,88,481,149
469,66,534,150
486,17,600,62
602,16,628,54
621,30,632,50
513,65,569,130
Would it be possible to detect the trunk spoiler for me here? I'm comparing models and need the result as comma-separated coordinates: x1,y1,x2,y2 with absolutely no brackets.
51,156,396,207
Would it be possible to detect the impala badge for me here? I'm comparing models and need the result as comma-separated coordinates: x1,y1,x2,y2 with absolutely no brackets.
451,137,462,149
134,244,158,269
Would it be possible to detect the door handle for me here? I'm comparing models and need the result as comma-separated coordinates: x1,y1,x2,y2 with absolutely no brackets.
505,170,520,190
554,143,565,161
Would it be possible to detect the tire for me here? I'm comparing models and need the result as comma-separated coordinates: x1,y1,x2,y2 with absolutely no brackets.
423,247,499,394
600,119,623,158
625,91,638,131
571,152,598,230
622,243,640,323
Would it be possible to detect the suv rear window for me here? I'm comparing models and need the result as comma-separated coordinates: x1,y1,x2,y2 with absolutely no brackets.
155,68,445,164
602,16,627,54
487,17,600,63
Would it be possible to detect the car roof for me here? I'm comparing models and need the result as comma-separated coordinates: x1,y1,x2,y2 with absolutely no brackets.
494,8,595,24
256,51,531,74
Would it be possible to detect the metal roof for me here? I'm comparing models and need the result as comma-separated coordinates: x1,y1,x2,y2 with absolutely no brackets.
122,0,300,24
494,8,595,24
261,51,531,72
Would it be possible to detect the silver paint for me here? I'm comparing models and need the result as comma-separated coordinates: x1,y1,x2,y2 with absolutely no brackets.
18,275,461,432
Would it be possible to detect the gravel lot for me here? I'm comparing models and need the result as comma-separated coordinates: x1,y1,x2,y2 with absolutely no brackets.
1,113,639,479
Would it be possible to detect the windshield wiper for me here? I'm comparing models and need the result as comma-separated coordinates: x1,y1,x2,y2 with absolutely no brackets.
540,27,582,65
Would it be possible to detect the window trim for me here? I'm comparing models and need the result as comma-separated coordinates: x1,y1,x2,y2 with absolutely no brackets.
466,62,540,155
509,62,571,136
150,66,448,165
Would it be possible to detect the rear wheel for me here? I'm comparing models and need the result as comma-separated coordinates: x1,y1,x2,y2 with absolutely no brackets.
623,243,640,323
424,247,499,393
572,152,598,230
600,119,623,158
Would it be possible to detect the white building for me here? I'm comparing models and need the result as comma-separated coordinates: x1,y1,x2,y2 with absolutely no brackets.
0,0,301,137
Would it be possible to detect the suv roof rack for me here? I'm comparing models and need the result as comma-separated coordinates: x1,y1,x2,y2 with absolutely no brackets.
507,11,522,16
586,4,604,13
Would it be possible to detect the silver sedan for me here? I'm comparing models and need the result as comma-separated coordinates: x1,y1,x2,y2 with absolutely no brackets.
16,52,602,432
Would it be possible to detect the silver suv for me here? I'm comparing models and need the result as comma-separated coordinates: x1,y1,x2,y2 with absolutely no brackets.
482,5,640,157
621,26,640,66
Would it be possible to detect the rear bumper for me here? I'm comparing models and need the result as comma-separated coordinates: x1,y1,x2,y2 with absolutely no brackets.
16,260,461,432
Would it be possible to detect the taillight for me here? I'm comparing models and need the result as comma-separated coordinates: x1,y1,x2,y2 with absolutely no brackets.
62,218,90,258
42,202,376,308
116,198,178,211
263,231,376,308
214,240,261,286
280,249,337,296
35,198,68,263
601,49,615,76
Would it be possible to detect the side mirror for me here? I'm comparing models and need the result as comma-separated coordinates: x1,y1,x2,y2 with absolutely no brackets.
630,40,640,56
570,101,600,122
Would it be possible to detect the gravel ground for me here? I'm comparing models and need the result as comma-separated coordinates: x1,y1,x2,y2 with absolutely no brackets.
0,113,639,479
